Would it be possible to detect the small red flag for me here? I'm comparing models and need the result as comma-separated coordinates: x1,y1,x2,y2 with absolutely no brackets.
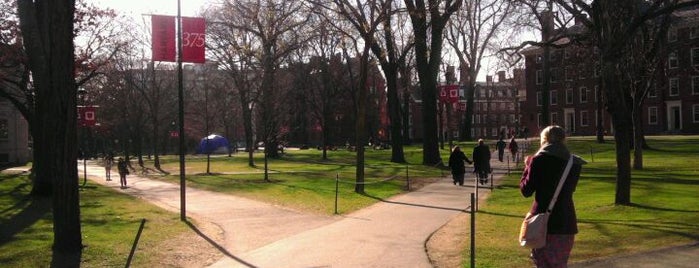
151,15,176,62
181,17,206,63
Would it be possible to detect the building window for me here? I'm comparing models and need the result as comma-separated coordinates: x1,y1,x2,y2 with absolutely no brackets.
580,87,589,103
0,118,8,140
537,91,542,106
550,90,558,105
566,88,574,104
693,76,699,95
594,63,600,77
693,48,699,67
691,26,699,39
668,51,678,69
476,114,481,124
580,111,589,126
648,107,658,125
669,78,679,96
565,67,573,81
649,83,657,98
537,113,542,128
594,86,599,102
551,112,559,125
578,63,586,79
564,48,570,59
694,105,699,123
550,68,559,83
536,70,543,85
668,28,677,42
536,54,543,63
491,128,498,137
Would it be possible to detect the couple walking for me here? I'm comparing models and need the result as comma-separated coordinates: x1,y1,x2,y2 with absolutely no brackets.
448,139,491,186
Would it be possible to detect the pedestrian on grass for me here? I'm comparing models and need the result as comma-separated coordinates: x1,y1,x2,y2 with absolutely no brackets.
472,139,491,185
117,157,129,189
448,146,472,186
520,125,586,267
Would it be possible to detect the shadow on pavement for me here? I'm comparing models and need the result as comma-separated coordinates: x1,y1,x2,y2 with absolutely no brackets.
184,220,258,268
361,193,469,212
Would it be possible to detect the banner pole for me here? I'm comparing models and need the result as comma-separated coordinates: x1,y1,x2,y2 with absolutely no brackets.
177,0,187,222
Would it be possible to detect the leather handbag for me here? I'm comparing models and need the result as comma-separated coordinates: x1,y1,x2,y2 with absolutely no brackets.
519,155,574,249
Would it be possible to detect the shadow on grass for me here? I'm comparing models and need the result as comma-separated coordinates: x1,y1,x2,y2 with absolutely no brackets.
0,195,51,247
184,220,258,268
628,202,699,213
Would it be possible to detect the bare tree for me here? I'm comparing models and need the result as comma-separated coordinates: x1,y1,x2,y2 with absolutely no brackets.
548,0,699,204
321,0,413,163
403,0,462,165
446,0,517,141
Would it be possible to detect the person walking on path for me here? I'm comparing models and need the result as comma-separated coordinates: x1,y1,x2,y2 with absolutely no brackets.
520,125,587,268
117,157,129,189
509,137,519,163
448,146,472,186
496,137,506,162
473,139,491,185
104,152,114,181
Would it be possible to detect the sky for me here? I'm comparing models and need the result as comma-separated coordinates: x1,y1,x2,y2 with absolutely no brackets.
93,0,214,18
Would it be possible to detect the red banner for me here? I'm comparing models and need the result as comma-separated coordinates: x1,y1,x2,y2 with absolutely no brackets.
151,15,176,62
181,17,206,63
78,106,97,127
439,85,460,104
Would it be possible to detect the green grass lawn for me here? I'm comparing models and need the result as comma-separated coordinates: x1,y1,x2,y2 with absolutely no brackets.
146,144,467,214
471,136,699,267
0,168,216,267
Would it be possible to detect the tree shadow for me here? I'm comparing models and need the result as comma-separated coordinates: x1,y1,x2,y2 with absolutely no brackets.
184,220,258,268
360,193,468,212
628,202,699,213
0,195,51,246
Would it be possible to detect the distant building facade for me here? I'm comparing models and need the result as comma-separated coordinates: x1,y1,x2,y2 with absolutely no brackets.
0,99,30,165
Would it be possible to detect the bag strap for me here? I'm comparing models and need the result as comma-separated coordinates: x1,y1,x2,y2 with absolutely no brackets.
547,155,574,213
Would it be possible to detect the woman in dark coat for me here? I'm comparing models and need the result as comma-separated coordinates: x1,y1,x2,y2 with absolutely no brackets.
117,157,129,189
520,125,586,267
448,146,472,186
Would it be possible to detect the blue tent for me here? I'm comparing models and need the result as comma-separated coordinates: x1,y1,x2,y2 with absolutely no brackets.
196,134,231,154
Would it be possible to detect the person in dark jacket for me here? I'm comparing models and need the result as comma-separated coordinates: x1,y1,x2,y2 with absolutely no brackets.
117,157,129,189
472,139,491,184
509,137,519,162
448,146,472,186
496,137,506,162
520,125,586,268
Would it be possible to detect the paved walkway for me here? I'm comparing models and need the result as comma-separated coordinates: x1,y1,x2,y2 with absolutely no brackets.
74,144,698,268
79,158,504,267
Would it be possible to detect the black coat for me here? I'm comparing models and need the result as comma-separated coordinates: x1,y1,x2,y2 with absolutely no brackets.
448,151,469,175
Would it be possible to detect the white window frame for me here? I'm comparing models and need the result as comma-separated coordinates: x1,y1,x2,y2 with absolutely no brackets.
537,91,542,106
648,84,657,98
669,78,680,96
580,111,589,126
550,68,558,83
694,104,699,123
566,88,574,104
691,26,699,39
537,113,543,128
536,54,543,63
594,86,599,102
693,76,699,95
578,63,586,79
565,67,573,81
580,87,589,103
648,106,658,125
668,51,678,69
536,70,543,85
693,47,699,67
551,112,559,125
550,90,558,106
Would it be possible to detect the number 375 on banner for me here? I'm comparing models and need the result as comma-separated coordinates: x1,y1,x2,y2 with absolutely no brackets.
151,15,206,63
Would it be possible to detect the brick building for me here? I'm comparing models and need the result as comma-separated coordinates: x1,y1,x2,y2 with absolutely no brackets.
520,7,699,137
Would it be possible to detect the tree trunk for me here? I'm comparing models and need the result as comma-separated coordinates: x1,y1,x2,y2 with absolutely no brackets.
596,75,606,143
354,48,370,194
632,98,644,170
462,81,475,141
602,62,632,205
18,0,83,265
385,68,405,163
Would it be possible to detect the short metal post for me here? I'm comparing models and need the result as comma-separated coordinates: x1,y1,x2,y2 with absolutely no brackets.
590,146,594,163
470,193,475,268
474,175,479,212
126,219,146,268
334,173,339,215
490,172,493,191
